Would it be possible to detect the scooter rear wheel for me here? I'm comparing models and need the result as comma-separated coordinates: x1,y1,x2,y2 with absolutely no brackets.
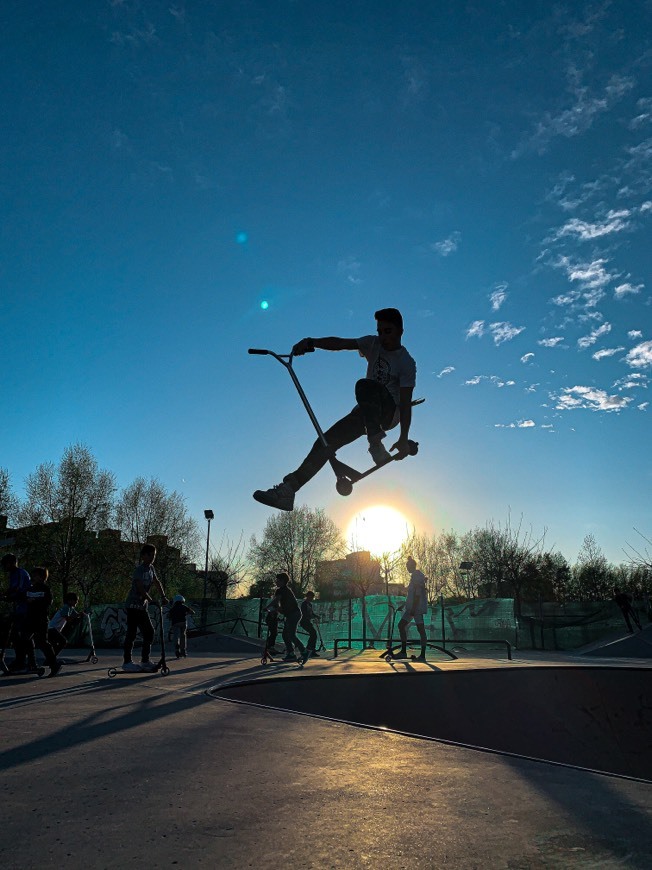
107,668,117,677
336,478,353,496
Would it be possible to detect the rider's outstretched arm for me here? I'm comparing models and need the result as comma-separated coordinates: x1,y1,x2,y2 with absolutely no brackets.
293,337,359,355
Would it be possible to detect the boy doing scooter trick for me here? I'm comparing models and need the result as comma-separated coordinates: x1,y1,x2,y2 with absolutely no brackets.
253,308,417,511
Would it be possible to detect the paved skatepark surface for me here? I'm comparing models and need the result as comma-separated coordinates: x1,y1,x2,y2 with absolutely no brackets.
1,645,652,868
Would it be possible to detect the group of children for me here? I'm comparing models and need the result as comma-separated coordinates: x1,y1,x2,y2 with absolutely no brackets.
1,552,84,677
1,544,196,677
264,573,323,663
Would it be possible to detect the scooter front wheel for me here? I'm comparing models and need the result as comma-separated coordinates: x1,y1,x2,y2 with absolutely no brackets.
91,656,99,664
161,666,170,676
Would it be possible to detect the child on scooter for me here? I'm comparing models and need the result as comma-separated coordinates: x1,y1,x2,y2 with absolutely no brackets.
122,544,168,673
48,592,84,658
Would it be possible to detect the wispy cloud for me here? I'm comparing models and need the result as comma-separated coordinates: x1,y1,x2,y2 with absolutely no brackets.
625,340,652,369
552,256,618,308
513,73,635,158
613,373,648,391
614,282,643,299
628,330,643,340
592,346,624,360
464,375,515,388
495,419,536,429
628,98,652,130
489,283,508,311
466,320,485,339
431,231,461,256
538,337,564,347
521,353,535,363
337,256,362,285
437,366,455,378
489,322,525,345
551,209,630,241
578,321,611,349
554,385,633,412
466,320,525,344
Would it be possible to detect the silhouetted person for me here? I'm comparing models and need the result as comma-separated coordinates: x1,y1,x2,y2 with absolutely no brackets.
253,308,417,510
122,544,168,672
25,567,60,677
394,556,428,660
613,588,641,633
48,591,83,657
300,590,320,658
1,552,37,672
273,573,308,665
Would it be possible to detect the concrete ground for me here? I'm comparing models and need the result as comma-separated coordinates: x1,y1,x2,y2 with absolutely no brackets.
1,647,651,869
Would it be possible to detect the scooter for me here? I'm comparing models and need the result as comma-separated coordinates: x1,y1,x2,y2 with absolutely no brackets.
248,348,423,495
84,612,99,664
107,602,170,677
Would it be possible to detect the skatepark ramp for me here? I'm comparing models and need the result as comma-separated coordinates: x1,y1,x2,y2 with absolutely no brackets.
212,666,652,781
576,624,652,658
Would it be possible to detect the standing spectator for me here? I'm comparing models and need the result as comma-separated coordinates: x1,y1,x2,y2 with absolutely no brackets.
300,591,320,658
394,556,429,660
168,594,195,658
25,567,61,677
1,552,37,672
613,588,642,633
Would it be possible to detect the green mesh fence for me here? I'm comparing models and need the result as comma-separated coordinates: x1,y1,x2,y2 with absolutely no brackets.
59,595,649,651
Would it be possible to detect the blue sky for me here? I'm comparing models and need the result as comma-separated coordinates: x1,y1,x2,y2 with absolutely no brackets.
2,0,651,565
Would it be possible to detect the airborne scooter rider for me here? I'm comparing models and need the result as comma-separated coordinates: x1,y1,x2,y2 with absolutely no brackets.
253,308,417,511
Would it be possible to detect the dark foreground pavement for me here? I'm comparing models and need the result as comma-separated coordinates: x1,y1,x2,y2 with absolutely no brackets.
1,650,652,869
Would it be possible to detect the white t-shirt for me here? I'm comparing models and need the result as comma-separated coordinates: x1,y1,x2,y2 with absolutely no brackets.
357,336,417,407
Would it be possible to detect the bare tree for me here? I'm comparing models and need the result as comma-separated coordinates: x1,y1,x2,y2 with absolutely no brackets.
572,533,612,600
249,505,343,595
115,477,200,555
209,531,250,598
466,513,547,615
0,467,19,524
18,444,116,596
624,528,652,573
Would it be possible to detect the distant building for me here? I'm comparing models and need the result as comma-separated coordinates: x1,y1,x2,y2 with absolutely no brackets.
315,550,406,598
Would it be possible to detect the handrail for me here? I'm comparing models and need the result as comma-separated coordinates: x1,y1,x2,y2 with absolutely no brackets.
333,636,512,660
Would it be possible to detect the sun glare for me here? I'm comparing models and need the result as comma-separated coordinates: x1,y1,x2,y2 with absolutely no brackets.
346,505,411,556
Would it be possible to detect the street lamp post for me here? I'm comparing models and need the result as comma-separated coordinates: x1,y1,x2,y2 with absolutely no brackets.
203,509,214,629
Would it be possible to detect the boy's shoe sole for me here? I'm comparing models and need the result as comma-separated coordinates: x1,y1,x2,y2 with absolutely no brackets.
252,487,295,511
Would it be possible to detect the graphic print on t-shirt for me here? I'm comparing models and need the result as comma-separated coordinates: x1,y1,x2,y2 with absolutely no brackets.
373,356,390,385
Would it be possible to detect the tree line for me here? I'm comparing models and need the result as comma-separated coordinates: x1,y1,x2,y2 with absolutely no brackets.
2,446,651,609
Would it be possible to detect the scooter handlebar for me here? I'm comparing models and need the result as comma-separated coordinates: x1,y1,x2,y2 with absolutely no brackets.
248,348,269,355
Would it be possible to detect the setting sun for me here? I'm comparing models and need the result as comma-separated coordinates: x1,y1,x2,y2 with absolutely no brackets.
346,505,412,556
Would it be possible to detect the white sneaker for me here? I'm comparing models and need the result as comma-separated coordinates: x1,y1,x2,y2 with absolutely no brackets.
122,661,142,672
368,438,391,466
140,661,157,672
253,482,295,511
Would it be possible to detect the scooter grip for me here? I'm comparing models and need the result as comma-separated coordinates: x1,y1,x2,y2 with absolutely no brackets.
248,348,269,355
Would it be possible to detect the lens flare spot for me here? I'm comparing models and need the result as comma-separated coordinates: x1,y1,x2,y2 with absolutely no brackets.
260,300,269,310
236,231,248,244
